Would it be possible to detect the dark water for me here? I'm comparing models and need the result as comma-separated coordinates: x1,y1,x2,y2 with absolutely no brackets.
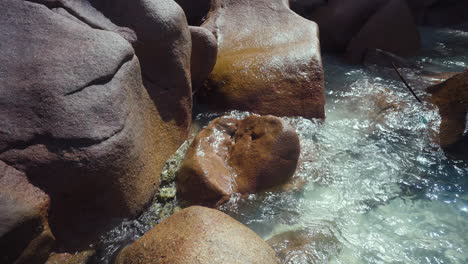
94,24,468,264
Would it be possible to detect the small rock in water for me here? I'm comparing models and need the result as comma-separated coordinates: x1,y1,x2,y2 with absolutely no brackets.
177,115,300,206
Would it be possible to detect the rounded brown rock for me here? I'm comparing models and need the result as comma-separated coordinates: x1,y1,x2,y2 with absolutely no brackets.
115,206,280,264
177,115,300,206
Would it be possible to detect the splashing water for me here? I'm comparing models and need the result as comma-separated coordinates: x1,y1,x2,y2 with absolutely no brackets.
94,24,468,264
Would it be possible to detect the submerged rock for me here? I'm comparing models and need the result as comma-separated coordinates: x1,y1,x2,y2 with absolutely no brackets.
0,161,54,264
0,0,183,248
177,115,300,206
115,206,280,264
45,250,95,264
427,71,468,157
267,228,341,264
200,0,325,119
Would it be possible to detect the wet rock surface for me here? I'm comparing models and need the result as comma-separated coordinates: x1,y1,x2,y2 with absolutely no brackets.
0,161,54,264
427,71,468,158
0,0,184,249
200,0,325,119
115,206,280,264
177,115,300,206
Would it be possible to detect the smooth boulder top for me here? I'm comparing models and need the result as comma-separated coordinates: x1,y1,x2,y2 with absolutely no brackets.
115,206,280,264
200,0,326,119
177,115,300,206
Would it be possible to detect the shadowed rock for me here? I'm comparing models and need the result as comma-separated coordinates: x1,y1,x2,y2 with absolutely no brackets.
0,0,182,249
200,0,325,119
177,115,300,206
115,206,280,264
190,26,218,93
346,0,421,63
0,161,54,264
175,0,211,25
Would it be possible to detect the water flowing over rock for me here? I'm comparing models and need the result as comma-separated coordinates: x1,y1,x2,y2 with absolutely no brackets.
0,161,54,264
177,115,300,206
115,206,280,264
267,228,342,264
199,0,326,119
0,0,186,248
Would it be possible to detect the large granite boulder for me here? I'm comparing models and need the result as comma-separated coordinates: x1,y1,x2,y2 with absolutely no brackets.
200,0,326,119
0,0,181,248
115,206,280,264
0,161,54,264
177,115,300,206
346,0,421,63
91,0,193,137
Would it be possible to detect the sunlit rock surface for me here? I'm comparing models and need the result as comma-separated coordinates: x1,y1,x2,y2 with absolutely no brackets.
177,115,300,206
115,206,280,264
200,0,325,119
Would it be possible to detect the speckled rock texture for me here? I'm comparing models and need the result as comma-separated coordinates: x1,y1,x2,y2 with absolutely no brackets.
91,0,193,138
200,0,325,119
177,115,300,206
0,161,54,264
115,206,280,264
0,0,183,248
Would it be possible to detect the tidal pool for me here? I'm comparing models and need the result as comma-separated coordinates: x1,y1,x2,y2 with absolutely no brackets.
94,24,468,264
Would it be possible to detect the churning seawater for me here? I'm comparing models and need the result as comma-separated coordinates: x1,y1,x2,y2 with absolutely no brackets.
93,24,468,264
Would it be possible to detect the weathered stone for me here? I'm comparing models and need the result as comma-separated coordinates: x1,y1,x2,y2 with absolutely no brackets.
92,0,193,135
175,0,212,25
115,206,280,264
200,0,325,119
346,0,421,63
426,71,468,151
0,0,180,248
0,161,54,264
177,115,300,206
189,26,218,93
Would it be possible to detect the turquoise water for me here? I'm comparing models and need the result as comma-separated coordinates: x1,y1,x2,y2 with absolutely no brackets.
93,24,468,264
217,24,468,264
